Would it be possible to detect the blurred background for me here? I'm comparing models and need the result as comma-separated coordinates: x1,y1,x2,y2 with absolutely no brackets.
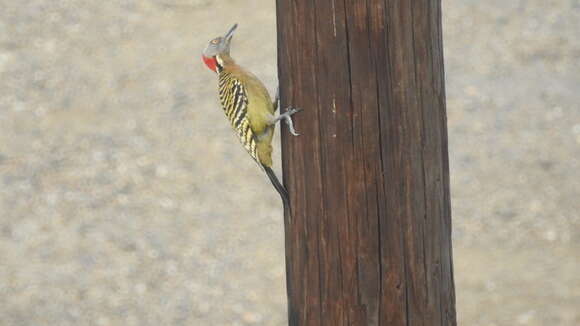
0,0,578,325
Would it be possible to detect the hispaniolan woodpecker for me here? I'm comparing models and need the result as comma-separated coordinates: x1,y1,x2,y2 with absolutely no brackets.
202,24,301,211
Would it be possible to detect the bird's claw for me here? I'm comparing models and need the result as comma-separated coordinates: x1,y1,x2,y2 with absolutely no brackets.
282,107,302,136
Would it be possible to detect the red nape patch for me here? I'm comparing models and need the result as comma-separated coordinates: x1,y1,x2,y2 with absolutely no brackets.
202,55,217,72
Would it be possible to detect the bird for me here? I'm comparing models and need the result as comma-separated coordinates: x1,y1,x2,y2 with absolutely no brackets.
201,23,301,212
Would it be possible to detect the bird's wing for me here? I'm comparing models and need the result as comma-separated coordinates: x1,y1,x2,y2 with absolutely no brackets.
218,72,259,163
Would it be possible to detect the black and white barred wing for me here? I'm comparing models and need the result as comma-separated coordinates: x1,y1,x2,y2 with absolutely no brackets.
218,72,259,163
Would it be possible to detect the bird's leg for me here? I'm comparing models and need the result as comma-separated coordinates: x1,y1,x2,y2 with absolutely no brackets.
272,86,280,112
270,107,303,136
271,85,302,136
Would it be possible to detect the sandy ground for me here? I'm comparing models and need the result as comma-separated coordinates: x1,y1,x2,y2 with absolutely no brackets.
0,0,578,325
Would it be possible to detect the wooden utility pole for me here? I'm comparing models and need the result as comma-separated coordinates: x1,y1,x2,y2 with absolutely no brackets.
276,1,456,325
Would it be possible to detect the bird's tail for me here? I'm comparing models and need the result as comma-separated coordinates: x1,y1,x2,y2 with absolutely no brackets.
262,164,291,214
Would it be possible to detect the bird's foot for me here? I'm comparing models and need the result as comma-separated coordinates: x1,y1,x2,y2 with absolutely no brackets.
273,107,303,136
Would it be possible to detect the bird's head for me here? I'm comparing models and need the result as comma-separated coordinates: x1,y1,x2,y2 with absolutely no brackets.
202,23,237,73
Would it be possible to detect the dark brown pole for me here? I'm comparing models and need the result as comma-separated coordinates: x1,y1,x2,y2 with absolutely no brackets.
276,1,456,325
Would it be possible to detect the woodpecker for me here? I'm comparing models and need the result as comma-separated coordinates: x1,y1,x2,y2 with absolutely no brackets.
202,24,301,211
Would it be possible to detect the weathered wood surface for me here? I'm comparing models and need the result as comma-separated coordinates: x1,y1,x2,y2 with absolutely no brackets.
276,0,456,325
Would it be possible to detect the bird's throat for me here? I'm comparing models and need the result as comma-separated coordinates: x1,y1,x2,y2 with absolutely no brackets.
202,55,218,73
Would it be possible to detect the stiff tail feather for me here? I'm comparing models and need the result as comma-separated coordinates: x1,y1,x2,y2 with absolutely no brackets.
262,165,291,213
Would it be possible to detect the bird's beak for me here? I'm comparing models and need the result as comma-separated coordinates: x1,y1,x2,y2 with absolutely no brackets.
224,23,238,41
223,23,237,50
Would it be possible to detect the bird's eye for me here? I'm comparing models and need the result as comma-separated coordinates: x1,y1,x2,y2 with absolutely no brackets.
211,39,219,45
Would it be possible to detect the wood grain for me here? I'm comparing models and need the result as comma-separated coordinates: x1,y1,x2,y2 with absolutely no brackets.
276,0,456,325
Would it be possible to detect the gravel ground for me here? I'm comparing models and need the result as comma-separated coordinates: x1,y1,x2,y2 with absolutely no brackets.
0,0,578,325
